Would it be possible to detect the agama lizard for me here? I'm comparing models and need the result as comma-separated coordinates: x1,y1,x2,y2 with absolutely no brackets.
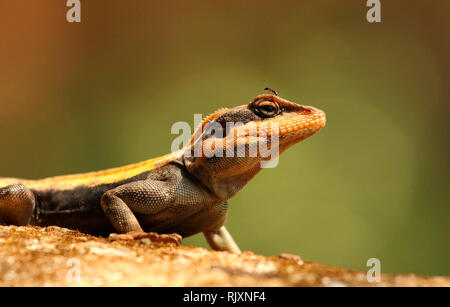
0,92,326,253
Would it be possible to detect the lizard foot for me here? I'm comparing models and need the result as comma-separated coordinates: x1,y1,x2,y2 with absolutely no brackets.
108,231,182,246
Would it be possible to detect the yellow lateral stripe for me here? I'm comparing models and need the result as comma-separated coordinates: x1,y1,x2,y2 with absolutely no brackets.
1,153,174,190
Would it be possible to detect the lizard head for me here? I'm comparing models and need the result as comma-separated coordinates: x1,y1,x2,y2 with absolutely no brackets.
182,92,326,200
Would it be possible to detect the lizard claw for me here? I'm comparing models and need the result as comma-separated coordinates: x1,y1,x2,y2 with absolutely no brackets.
108,231,182,246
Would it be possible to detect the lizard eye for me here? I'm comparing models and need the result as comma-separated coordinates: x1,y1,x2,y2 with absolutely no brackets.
255,100,280,118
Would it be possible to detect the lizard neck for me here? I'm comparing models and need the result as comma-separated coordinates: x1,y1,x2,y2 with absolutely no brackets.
183,153,263,201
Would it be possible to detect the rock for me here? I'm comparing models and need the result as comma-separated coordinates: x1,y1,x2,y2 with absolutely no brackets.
0,225,448,287
278,253,304,264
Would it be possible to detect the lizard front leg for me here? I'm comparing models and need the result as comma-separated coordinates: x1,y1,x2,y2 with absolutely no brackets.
100,178,182,245
204,225,241,253
100,168,240,251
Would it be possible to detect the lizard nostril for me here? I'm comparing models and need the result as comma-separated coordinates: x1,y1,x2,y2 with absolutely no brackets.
298,106,313,114
302,106,324,116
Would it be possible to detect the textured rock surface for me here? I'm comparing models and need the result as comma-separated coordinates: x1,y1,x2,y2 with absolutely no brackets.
0,225,448,287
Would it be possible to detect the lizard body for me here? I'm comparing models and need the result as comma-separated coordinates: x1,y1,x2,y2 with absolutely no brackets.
0,93,325,252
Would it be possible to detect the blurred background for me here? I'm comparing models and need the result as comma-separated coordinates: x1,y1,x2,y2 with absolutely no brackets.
0,1,448,276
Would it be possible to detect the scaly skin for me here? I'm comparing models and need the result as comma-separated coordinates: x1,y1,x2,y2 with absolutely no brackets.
0,93,325,252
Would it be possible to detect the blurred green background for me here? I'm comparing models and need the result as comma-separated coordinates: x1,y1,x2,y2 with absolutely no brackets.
0,1,448,276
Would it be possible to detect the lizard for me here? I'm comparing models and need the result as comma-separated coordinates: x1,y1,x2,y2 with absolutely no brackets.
0,90,326,253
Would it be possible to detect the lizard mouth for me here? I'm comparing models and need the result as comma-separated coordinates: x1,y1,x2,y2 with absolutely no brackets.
269,106,326,138
275,106,326,148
